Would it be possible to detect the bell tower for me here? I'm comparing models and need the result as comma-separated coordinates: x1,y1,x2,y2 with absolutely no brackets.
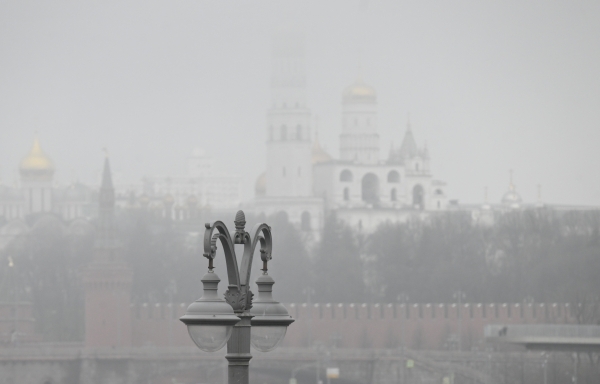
265,33,312,197
340,76,379,164
82,156,133,348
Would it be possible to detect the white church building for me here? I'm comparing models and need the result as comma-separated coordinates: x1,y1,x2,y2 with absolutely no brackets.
252,35,448,235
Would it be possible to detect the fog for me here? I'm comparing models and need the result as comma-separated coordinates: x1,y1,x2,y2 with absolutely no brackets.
2,1,600,205
2,2,600,383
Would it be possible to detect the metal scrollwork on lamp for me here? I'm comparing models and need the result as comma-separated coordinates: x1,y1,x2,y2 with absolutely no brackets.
180,210,294,384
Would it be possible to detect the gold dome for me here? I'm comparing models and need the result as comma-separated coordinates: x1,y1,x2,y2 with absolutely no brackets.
255,172,266,197
343,76,376,101
312,137,332,165
20,138,54,173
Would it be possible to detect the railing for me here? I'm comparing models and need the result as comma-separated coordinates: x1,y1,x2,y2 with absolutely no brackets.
485,324,600,338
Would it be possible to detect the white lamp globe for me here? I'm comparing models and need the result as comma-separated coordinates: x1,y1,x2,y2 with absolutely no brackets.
249,274,294,352
180,270,240,352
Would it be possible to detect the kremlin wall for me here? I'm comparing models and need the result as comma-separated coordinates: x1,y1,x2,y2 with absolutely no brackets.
126,301,574,350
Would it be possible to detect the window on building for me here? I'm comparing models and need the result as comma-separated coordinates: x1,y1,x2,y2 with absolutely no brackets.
412,184,424,210
344,187,349,201
296,125,302,140
282,167,286,177
361,173,379,204
340,169,353,182
297,167,301,176
280,125,287,141
387,170,400,183
269,125,274,141
391,188,397,201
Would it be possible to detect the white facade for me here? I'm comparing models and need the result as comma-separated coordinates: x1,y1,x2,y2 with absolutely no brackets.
0,139,94,222
143,148,242,213
252,35,449,234
265,34,313,199
340,79,379,164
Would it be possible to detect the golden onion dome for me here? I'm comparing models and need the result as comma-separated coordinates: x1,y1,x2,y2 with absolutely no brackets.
19,138,54,173
343,76,376,102
255,172,266,197
312,137,332,165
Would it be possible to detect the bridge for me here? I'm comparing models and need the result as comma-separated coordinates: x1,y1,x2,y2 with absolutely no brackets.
485,324,600,352
0,345,500,384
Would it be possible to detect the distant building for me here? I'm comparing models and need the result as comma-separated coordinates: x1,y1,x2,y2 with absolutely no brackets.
0,139,241,228
251,35,448,234
0,138,93,222
141,148,242,219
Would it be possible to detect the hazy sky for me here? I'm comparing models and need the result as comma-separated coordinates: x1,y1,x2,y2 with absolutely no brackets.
1,1,599,205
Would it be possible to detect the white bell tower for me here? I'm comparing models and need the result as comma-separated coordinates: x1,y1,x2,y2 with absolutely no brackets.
340,76,379,164
265,34,312,197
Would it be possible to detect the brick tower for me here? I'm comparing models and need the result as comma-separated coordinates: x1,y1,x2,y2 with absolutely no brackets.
82,157,133,348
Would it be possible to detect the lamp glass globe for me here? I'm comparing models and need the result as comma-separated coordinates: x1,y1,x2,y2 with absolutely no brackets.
250,325,287,352
187,324,233,352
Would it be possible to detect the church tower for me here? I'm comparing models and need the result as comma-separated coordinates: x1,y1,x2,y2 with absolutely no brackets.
340,76,379,164
19,138,54,215
82,157,133,348
265,34,312,197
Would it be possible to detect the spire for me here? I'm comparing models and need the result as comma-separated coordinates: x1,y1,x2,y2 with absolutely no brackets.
398,116,418,158
94,152,121,257
99,154,115,210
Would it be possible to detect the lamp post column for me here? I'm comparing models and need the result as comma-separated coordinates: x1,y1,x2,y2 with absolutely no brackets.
226,313,253,384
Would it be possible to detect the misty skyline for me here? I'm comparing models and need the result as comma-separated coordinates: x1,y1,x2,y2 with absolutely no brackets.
1,1,599,205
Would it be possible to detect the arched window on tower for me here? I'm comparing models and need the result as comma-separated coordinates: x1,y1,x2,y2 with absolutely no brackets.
387,170,400,183
281,125,288,141
344,187,350,201
340,169,353,182
301,211,311,231
296,125,302,141
361,173,380,204
412,184,424,210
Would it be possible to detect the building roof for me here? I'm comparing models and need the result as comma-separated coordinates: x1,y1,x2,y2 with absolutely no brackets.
343,76,376,103
312,136,332,165
20,138,54,173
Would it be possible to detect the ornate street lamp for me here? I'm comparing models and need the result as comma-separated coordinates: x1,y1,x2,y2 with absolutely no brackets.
180,210,294,384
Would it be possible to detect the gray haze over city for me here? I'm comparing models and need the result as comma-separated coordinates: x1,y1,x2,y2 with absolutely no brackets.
2,0,600,205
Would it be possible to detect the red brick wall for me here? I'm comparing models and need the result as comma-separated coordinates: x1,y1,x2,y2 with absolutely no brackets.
122,302,574,350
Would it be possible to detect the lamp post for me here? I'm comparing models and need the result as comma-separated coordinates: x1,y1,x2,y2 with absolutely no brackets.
453,290,466,352
180,211,294,384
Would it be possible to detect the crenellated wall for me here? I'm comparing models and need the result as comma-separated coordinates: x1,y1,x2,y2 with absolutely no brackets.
126,302,574,350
